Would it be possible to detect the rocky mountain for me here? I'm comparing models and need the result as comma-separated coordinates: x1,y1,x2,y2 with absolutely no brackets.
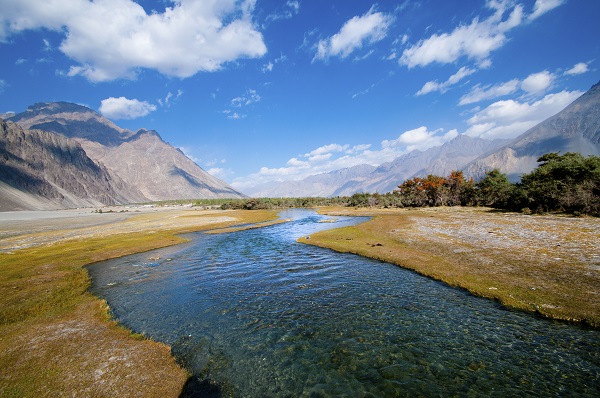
3,102,244,209
246,135,508,197
464,81,600,180
0,119,144,211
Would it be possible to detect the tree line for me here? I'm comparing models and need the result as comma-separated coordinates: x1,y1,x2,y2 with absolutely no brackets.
352,152,600,216
183,152,599,216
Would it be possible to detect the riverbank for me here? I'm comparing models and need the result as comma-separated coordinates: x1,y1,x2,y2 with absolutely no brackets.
0,206,279,397
303,206,600,328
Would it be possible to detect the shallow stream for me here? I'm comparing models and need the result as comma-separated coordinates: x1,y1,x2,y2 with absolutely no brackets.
87,209,599,397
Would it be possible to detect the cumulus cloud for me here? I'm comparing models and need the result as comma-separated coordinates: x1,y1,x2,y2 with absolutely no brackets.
564,62,589,76
400,2,523,68
382,126,458,152
0,0,267,82
521,70,554,94
99,97,156,120
314,7,393,61
416,66,477,96
401,0,565,69
465,90,582,139
460,69,559,106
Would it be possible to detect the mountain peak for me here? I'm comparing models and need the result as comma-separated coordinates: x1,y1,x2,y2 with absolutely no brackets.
29,101,96,114
8,101,129,146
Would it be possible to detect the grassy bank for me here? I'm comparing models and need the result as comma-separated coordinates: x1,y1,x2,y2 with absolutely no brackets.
302,207,600,328
0,209,279,397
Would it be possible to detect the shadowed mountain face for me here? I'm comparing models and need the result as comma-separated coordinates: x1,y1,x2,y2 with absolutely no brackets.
3,102,244,209
464,81,600,181
0,119,144,211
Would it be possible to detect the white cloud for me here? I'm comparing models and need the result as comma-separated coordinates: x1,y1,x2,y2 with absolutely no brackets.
226,112,246,120
0,0,267,82
400,2,524,68
528,0,565,21
99,97,156,120
460,68,562,106
158,89,183,107
521,70,554,94
265,0,300,23
459,79,520,105
314,7,393,61
465,90,582,139
261,54,287,73
306,143,349,157
262,62,274,73
0,79,5,93
564,62,589,76
416,66,477,95
382,126,458,152
232,127,459,190
231,89,261,107
223,89,260,119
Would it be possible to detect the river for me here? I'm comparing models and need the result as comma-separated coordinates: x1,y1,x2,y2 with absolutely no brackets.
87,209,600,397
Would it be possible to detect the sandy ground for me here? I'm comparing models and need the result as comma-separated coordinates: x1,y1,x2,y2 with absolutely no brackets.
0,205,236,253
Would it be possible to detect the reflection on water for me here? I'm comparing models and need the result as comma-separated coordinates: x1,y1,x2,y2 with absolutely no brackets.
87,209,600,397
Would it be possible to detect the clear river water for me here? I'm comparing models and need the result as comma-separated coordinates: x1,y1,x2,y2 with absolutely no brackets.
87,209,600,397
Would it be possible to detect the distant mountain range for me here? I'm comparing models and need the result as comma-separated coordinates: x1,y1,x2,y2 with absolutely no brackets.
246,135,509,197
1,102,244,210
246,80,600,197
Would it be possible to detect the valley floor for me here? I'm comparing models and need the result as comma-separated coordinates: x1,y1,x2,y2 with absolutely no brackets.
1,205,598,397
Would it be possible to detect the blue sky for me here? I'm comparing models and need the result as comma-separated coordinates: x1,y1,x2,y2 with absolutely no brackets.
1,0,598,192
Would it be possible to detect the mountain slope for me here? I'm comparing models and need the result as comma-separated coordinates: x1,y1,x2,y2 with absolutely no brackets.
0,119,143,211
464,81,600,180
8,102,245,202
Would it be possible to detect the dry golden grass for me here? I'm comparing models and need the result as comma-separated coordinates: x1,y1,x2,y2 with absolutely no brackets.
0,208,279,397
304,206,600,328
